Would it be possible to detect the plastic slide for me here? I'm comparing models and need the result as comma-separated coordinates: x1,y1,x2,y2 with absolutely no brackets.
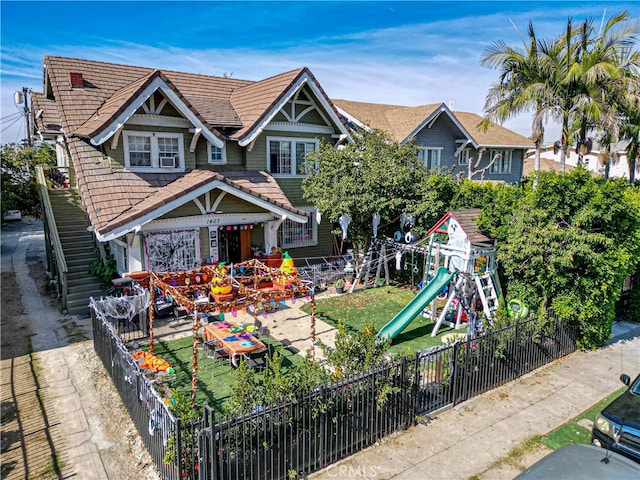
377,267,455,341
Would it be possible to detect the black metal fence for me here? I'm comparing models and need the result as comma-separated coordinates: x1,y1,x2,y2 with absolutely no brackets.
91,304,185,480
92,305,577,480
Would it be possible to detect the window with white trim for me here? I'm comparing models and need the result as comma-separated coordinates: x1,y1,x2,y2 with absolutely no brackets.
458,149,470,165
123,130,184,171
489,150,512,174
208,142,227,164
268,137,318,175
417,147,442,169
280,207,317,248
144,229,200,272
111,240,128,274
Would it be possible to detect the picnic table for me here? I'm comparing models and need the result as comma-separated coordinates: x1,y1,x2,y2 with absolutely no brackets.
203,322,266,367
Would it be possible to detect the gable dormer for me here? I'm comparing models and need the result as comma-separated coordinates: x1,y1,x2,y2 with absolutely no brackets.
72,71,225,173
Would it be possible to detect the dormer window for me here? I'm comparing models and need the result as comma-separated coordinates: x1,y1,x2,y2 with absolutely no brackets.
123,130,184,172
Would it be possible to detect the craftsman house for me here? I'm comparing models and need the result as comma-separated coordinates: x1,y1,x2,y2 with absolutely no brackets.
332,100,533,183
31,56,352,311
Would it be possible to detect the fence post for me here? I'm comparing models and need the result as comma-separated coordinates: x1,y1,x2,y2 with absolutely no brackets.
412,352,421,420
515,319,521,377
451,342,460,406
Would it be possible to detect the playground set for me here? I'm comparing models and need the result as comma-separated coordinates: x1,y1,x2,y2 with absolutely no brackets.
368,209,504,343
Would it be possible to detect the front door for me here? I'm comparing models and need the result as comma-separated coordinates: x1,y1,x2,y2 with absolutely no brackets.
219,228,252,264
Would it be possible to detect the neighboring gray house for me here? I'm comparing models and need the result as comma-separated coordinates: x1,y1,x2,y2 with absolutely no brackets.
333,100,534,183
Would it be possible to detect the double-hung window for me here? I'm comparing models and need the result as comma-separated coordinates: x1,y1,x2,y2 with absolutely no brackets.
123,130,184,171
208,143,227,165
111,240,128,274
489,150,512,174
458,149,470,166
417,147,442,169
268,137,318,176
280,207,317,248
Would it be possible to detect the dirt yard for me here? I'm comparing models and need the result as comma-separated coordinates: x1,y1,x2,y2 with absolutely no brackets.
1,241,160,479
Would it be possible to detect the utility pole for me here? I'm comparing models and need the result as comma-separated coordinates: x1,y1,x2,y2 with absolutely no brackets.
22,87,31,145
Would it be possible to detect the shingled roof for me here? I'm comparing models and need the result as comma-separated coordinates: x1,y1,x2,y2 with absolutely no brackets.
333,99,533,148
427,209,492,245
41,56,318,238
31,92,62,136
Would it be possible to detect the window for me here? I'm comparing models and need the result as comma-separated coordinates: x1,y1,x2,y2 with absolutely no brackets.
267,137,318,176
123,131,184,171
458,149,470,165
144,230,200,272
417,148,442,169
208,143,227,164
280,207,317,248
489,150,512,174
111,240,128,274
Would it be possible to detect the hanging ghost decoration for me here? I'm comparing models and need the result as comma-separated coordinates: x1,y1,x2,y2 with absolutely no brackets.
339,213,352,240
372,213,381,238
395,251,403,271
400,212,415,231
316,210,322,225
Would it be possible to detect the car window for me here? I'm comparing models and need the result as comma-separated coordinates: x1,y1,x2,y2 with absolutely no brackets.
631,376,640,395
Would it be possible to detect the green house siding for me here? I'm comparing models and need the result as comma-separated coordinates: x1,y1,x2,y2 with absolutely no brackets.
158,200,201,219
193,137,245,169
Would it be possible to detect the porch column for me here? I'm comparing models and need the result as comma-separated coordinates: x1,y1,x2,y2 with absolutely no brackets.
264,217,285,253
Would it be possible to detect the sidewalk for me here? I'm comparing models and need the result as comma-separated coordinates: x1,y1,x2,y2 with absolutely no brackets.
310,321,640,480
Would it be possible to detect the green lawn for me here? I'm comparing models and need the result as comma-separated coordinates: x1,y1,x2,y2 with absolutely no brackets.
147,334,305,416
540,386,626,449
301,285,458,355
144,285,460,415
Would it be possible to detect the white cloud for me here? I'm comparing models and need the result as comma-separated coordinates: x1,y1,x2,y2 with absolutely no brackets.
2,2,635,145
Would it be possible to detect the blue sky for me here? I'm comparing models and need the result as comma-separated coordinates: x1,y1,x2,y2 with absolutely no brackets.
1,1,638,144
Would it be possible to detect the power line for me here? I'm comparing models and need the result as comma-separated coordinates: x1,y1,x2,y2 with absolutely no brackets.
1,112,23,124
1,115,24,133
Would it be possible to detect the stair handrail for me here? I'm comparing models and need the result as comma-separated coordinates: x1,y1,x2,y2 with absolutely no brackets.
35,166,68,310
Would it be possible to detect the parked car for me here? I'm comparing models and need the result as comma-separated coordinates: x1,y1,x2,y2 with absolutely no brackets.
3,209,22,221
514,444,640,479
592,372,640,463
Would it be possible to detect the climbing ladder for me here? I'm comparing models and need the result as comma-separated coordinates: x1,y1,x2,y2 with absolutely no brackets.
474,271,500,319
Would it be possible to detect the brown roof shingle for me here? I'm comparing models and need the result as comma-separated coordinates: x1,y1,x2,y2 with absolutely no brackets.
41,56,314,237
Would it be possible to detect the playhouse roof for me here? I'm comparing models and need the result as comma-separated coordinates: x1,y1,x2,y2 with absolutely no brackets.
427,209,492,245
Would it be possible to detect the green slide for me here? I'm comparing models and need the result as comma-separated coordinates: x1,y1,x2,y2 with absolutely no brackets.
377,267,455,341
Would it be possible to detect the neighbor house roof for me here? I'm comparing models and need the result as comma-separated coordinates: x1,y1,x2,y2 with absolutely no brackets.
332,99,533,148
41,56,322,239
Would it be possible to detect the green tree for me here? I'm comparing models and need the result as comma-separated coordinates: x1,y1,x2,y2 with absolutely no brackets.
482,11,640,174
1,142,56,217
491,169,640,348
482,21,551,173
302,129,431,262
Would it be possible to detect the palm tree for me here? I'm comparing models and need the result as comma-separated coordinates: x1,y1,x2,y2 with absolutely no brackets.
568,12,640,174
620,105,640,182
481,21,552,174
482,11,640,175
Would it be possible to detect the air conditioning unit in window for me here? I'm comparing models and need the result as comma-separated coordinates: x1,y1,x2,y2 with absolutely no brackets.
159,156,177,168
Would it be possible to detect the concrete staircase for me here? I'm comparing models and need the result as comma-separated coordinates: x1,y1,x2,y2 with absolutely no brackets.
49,189,104,315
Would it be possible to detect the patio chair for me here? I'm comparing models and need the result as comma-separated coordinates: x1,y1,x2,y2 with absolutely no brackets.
242,347,268,370
206,342,229,376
